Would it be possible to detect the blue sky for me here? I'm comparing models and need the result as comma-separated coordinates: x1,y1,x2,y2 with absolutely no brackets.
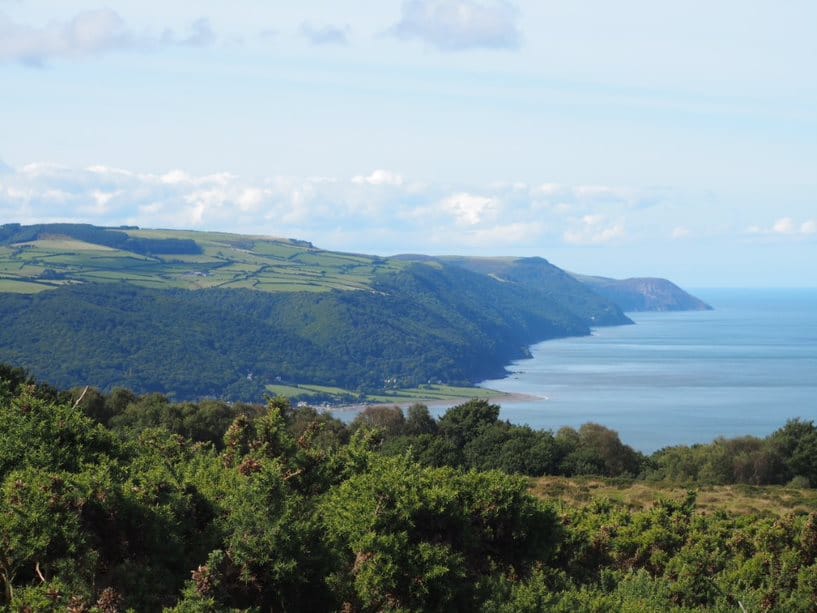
1,1,815,287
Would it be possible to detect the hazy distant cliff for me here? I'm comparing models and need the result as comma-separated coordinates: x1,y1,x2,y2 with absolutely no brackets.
574,274,712,312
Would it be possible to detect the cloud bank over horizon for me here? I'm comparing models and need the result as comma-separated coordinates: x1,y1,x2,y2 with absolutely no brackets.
0,162,664,251
3,161,810,261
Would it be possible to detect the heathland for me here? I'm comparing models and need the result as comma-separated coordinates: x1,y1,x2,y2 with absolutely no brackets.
1,368,815,611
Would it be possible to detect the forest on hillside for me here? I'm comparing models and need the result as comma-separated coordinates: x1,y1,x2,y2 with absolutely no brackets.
2,365,817,611
0,223,647,401
0,264,598,399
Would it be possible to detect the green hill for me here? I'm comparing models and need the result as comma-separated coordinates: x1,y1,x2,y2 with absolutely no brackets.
0,222,401,294
0,223,694,400
395,254,632,325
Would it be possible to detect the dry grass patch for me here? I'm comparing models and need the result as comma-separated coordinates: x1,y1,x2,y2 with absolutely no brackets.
529,475,817,516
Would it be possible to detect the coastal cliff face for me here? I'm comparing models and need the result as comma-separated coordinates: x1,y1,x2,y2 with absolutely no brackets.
575,275,712,312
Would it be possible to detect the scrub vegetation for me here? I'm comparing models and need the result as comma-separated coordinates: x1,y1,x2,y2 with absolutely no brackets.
2,365,816,612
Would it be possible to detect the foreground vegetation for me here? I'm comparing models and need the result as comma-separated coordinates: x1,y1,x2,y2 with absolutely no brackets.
2,365,817,611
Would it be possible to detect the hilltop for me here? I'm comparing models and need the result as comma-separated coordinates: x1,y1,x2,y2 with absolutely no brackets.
0,223,706,400
574,273,712,311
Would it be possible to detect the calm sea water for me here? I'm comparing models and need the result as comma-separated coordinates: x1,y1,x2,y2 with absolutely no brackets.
475,289,817,453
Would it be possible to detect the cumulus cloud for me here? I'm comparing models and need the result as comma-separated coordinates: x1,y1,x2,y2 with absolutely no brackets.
389,0,521,51
563,215,626,245
299,22,349,46
0,9,215,65
351,169,404,186
454,221,545,246
441,192,500,225
0,163,672,254
747,217,817,238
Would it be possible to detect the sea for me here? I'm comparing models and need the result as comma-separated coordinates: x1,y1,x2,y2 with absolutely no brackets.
473,288,817,453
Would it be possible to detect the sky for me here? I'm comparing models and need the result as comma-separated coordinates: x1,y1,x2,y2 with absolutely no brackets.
0,1,815,287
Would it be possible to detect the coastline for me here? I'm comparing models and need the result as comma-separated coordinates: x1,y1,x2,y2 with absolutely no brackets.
324,391,544,414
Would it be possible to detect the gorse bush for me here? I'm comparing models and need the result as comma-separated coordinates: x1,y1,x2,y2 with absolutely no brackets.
1,366,817,611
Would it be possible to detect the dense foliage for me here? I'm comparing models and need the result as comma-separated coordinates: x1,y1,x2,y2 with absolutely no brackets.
426,255,633,325
0,263,600,399
1,368,817,611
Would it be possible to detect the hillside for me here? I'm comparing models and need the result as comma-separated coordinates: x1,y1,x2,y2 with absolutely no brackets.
574,273,712,311
394,254,632,325
0,223,701,400
0,222,400,293
0,224,612,399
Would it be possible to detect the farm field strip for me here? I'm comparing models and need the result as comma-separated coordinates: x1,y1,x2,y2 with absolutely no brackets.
0,228,412,294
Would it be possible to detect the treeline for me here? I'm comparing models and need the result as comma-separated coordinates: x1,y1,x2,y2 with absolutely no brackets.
6,361,814,488
2,367,817,610
352,402,817,488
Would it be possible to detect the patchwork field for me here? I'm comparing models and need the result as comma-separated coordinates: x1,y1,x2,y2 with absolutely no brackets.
0,227,406,294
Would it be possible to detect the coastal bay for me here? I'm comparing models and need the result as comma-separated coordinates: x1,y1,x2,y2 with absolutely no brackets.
477,288,817,452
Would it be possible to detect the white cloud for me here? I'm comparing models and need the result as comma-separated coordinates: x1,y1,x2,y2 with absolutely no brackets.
773,217,796,234
351,169,404,186
748,217,817,239
161,170,192,185
0,162,676,254
0,9,215,65
459,221,544,245
563,215,626,245
441,192,500,225
389,0,521,51
671,226,690,239
299,22,349,46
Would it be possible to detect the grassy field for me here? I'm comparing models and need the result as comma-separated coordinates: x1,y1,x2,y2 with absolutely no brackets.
0,278,56,293
365,384,504,404
0,228,407,295
530,476,817,517
265,382,506,405
266,383,362,400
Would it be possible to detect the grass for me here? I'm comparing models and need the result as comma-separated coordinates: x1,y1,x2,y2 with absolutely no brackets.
264,382,507,405
529,476,817,517
266,383,362,401
0,227,408,295
14,238,117,251
0,278,54,293
366,384,505,403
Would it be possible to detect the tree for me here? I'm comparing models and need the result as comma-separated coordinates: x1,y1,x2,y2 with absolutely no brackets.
404,403,437,436
769,419,817,486
351,405,406,439
438,399,500,447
